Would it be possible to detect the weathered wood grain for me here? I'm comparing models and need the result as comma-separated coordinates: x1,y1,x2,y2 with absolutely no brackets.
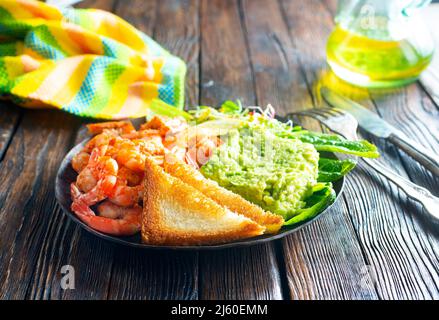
320,0,337,15
60,0,199,300
0,102,21,161
113,0,157,36
154,0,200,107
323,0,439,299
242,0,378,299
370,87,439,194
281,0,439,299
198,0,283,300
0,0,116,300
199,0,256,107
6,0,123,300
1,0,438,301
240,0,312,114
366,88,439,299
105,0,200,300
47,229,117,300
0,110,81,299
106,248,198,300
4,0,199,300
76,0,116,10
342,157,439,299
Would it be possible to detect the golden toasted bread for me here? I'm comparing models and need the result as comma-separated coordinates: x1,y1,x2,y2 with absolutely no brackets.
142,157,265,245
163,155,284,233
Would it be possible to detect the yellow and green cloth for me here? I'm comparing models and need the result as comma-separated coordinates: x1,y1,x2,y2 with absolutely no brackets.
0,0,186,119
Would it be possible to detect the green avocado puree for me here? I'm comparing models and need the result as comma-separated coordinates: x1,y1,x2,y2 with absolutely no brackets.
200,127,319,220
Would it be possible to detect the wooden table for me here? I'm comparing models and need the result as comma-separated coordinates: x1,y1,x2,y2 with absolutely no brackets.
0,0,438,300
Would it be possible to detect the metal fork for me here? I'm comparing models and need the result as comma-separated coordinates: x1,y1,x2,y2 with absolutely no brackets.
290,107,439,225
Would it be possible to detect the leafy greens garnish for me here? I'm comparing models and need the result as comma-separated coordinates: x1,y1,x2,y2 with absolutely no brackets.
153,101,379,227
284,183,336,226
295,131,380,158
318,158,357,182
149,99,193,120
190,103,379,159
219,100,243,115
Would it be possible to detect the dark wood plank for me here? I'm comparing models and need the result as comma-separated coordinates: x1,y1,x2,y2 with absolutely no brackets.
198,0,283,300
75,0,116,10
342,156,439,299
39,227,117,300
28,0,130,300
279,0,335,100
2,0,199,300
113,0,157,36
280,0,439,299
105,248,198,300
241,0,377,299
322,0,439,299
0,0,117,300
0,102,21,161
281,201,379,299
240,0,312,113
105,0,200,300
0,109,81,299
366,88,439,299
3,0,436,301
320,0,337,15
154,0,200,107
370,87,439,193
46,122,129,300
199,0,256,107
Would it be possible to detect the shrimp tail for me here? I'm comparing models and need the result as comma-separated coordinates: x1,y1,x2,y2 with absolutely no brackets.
70,184,141,236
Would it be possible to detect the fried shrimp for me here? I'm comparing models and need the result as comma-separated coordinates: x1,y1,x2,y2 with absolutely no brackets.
70,117,217,236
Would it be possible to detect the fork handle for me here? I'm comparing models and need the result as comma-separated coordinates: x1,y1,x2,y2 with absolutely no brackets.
388,132,439,177
362,158,439,225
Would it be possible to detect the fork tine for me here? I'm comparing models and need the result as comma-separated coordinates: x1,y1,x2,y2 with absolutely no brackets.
313,108,334,118
327,107,346,116
318,107,343,116
290,107,356,139
313,107,348,118
293,107,347,121
304,108,335,119
294,110,328,123
325,107,358,123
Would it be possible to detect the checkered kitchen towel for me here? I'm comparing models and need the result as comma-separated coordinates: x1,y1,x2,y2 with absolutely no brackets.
0,0,186,119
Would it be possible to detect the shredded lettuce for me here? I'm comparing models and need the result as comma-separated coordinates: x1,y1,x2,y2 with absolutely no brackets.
192,104,379,158
219,100,243,115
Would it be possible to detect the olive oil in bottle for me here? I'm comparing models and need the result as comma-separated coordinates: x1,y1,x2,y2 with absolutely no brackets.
326,0,435,88
326,23,434,88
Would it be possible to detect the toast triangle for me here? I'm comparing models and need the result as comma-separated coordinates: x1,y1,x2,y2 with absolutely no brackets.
142,157,265,245
163,154,284,233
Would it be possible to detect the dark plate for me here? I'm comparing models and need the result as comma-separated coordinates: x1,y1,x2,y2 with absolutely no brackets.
55,141,344,250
